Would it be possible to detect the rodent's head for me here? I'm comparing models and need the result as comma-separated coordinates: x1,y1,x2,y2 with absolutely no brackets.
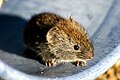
47,17,94,62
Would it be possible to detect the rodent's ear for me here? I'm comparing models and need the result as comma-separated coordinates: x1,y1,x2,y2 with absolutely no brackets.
46,27,60,44
68,16,74,22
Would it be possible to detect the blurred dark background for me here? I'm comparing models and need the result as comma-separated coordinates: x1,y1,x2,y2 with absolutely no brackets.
0,14,27,55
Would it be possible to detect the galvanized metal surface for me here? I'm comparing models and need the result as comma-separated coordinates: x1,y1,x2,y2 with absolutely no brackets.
0,0,120,80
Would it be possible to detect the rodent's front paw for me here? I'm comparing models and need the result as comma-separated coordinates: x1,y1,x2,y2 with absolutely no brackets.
72,61,86,67
45,59,57,67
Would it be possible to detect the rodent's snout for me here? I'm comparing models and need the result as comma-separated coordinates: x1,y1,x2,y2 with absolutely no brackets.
85,51,94,60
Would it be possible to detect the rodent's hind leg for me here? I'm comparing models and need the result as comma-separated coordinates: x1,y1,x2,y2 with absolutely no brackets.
23,48,58,67
72,60,86,67
22,48,45,65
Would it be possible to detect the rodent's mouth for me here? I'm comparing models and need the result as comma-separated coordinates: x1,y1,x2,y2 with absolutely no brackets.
86,57,94,61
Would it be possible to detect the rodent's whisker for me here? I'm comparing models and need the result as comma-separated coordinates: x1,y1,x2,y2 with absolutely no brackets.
40,66,48,74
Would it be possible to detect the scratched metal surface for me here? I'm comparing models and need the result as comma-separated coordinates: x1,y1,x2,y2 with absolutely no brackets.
0,0,120,80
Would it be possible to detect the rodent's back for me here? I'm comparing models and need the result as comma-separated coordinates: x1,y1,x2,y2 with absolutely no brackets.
24,12,64,50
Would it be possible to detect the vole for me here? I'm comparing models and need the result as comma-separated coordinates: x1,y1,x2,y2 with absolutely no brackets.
23,12,94,67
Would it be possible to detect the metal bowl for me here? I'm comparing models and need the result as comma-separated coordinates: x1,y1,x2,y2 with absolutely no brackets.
0,0,120,80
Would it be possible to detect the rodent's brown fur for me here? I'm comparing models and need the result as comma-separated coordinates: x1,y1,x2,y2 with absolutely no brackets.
23,12,94,67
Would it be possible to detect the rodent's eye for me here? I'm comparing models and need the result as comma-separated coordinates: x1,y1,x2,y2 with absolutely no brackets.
74,45,79,50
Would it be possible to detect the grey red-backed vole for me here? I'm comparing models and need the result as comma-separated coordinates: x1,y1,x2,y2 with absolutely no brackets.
23,12,94,67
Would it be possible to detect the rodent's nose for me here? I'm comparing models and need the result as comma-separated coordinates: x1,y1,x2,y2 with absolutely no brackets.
86,51,94,59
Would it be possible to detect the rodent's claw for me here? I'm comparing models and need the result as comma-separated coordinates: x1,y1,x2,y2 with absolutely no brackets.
45,60,57,67
72,61,86,67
